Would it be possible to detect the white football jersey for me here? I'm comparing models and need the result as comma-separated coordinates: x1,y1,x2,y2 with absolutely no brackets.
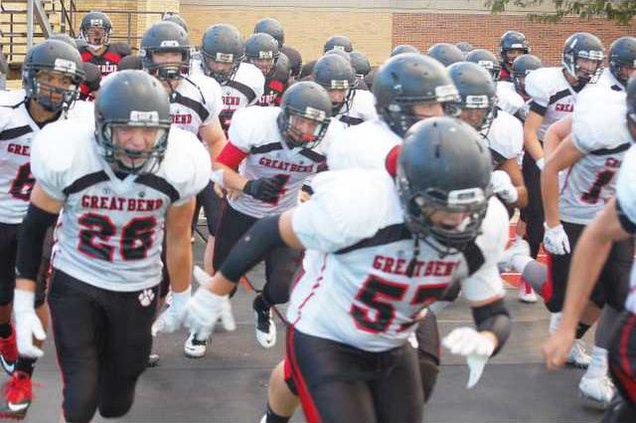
560,87,631,224
219,63,265,132
487,109,524,168
334,89,378,127
31,120,210,292
170,72,223,135
496,81,524,117
616,146,636,314
597,68,624,92
525,67,583,140
0,94,93,224
327,118,401,172
227,106,344,218
287,169,508,352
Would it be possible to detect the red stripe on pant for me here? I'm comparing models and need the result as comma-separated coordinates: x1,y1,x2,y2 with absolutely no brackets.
286,327,322,423
541,253,554,304
617,313,636,403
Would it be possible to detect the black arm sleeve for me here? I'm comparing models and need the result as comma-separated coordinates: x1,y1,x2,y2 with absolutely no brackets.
16,204,59,281
218,215,288,283
471,298,511,356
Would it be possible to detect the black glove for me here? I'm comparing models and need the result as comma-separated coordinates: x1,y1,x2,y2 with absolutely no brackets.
243,176,287,203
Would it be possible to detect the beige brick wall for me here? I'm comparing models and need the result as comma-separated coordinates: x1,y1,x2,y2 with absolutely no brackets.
180,6,393,65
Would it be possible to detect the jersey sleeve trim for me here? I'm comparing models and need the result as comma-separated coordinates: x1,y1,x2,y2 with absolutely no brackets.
529,101,546,116
172,91,210,123
217,142,249,170
62,171,109,196
0,124,33,140
226,80,257,104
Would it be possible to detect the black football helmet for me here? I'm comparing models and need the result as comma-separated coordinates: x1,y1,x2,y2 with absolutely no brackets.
609,36,636,88
466,49,500,81
324,35,353,53
245,33,280,77
94,70,172,174
254,18,285,48
313,54,356,114
273,52,291,84
80,11,112,47
140,21,191,81
499,31,530,69
281,45,302,78
277,81,332,150
373,53,459,137
23,39,85,112
427,43,465,67
512,54,543,97
48,32,78,49
201,24,245,85
392,44,421,57
396,117,492,254
349,51,371,77
162,12,189,34
562,32,605,84
448,62,498,135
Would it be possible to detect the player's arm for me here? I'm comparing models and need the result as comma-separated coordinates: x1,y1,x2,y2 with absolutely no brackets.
543,198,631,370
541,135,583,229
15,183,63,294
543,116,572,159
496,158,528,208
523,110,546,166
199,116,227,161
165,197,197,295
14,182,63,358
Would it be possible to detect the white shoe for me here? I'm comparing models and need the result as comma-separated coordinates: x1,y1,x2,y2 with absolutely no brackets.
184,332,208,358
219,296,236,332
498,238,530,273
518,281,538,303
253,297,276,349
578,374,615,408
567,339,592,369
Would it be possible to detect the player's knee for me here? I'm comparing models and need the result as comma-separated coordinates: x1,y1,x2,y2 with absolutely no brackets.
98,389,135,418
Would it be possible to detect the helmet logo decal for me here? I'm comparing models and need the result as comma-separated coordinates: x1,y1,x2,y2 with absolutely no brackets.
130,110,159,123
329,80,350,89
160,40,180,47
90,19,103,27
510,43,524,49
579,50,604,60
215,52,234,63
54,58,77,73
304,106,327,121
465,95,490,108
333,45,346,52
258,51,274,59
435,84,459,101
478,60,495,69
447,188,485,206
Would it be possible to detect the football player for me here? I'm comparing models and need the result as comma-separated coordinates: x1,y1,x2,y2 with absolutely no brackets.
139,21,230,360
207,81,343,354
254,17,285,49
13,70,210,422
522,32,604,267
323,35,353,53
540,80,633,406
427,43,464,67
78,11,131,76
247,33,287,107
0,39,86,419
198,23,265,134
499,31,531,82
312,54,377,127
163,117,512,423
598,36,636,92
544,75,636,421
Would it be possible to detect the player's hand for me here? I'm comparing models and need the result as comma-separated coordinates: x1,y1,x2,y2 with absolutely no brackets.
490,170,518,204
243,176,286,202
152,286,191,335
543,328,575,371
443,327,495,389
543,223,570,255
182,287,228,340
13,290,46,358
192,266,236,332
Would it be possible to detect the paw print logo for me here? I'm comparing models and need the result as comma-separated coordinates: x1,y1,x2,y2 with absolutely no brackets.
139,289,155,307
